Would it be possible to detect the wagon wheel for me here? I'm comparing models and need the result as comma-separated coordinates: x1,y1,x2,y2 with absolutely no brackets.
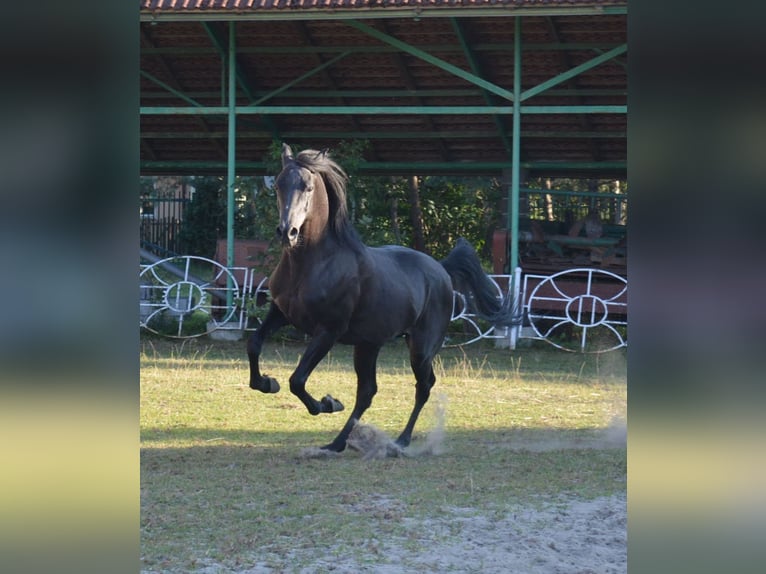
526,268,627,353
140,255,241,338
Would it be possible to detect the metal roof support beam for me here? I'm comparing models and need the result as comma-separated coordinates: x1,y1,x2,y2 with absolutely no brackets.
379,20,450,162
226,21,237,290
203,22,254,102
140,26,228,160
142,42,625,57
141,160,627,173
543,16,598,161
291,21,372,158
142,129,625,140
520,44,627,102
521,105,625,114
140,70,204,108
143,88,626,100
451,17,512,158
593,47,627,71
140,105,625,115
509,16,522,278
345,19,514,102
202,22,282,141
252,51,351,106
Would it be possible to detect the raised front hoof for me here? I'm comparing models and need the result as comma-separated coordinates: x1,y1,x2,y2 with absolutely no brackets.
250,376,280,394
320,394,345,413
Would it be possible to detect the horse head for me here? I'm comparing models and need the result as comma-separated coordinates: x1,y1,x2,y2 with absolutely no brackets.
275,144,329,248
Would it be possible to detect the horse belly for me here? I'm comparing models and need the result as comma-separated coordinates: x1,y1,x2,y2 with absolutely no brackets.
343,308,411,344
343,280,443,345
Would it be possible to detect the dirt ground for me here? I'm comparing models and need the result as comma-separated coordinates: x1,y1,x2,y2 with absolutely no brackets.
186,492,625,573
186,422,627,574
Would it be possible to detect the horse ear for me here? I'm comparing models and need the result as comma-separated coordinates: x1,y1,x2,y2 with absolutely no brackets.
281,143,294,166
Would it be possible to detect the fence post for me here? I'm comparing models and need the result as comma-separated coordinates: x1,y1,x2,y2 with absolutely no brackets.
508,266,523,349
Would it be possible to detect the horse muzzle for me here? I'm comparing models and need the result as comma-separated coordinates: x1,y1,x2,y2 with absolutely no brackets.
276,224,301,247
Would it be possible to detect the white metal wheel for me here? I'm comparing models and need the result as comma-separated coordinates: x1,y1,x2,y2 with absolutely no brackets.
526,268,627,353
140,255,240,338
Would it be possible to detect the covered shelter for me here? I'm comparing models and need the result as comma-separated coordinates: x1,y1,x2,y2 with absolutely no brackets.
139,0,627,277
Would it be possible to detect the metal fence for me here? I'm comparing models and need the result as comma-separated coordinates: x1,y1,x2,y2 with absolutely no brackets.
140,255,627,353
140,216,185,257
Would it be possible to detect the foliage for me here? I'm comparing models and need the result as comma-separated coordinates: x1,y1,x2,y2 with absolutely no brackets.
168,172,281,259
417,176,503,261
177,176,226,258
233,294,270,322
524,177,628,227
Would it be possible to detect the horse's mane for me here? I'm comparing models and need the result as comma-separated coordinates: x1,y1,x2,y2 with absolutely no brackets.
293,149,362,249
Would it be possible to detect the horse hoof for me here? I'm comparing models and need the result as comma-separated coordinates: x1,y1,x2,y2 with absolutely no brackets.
395,436,411,448
250,377,280,394
320,442,346,453
320,394,344,413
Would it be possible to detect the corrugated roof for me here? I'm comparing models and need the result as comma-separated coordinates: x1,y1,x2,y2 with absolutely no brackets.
141,0,625,11
140,3,627,177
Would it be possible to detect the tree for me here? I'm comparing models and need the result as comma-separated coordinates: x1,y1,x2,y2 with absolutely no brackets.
524,177,628,228
177,176,225,258
406,175,427,253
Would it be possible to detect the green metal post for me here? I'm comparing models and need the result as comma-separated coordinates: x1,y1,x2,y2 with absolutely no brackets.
226,22,236,308
508,17,522,278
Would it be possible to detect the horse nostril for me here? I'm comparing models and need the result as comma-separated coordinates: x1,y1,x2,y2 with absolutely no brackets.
288,227,299,239
275,226,282,236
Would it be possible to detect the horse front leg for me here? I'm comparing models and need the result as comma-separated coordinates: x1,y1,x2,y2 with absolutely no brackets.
247,302,288,393
288,329,345,416
322,342,381,452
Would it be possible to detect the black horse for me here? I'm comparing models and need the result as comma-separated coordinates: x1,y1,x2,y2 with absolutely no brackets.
248,144,519,452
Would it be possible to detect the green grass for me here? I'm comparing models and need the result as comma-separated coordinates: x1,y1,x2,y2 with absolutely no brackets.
141,336,626,572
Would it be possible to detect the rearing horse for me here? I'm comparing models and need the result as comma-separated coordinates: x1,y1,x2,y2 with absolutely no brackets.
248,144,519,452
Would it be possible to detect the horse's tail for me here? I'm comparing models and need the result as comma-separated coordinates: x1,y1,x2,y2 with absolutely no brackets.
440,238,521,327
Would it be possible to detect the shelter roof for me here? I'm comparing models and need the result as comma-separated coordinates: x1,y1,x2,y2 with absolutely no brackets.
141,0,625,12
140,0,627,178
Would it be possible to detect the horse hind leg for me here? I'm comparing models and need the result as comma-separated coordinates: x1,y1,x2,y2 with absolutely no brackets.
396,341,438,448
322,342,381,452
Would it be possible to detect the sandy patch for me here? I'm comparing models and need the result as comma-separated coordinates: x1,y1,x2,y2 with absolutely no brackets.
149,409,626,573
202,493,626,574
